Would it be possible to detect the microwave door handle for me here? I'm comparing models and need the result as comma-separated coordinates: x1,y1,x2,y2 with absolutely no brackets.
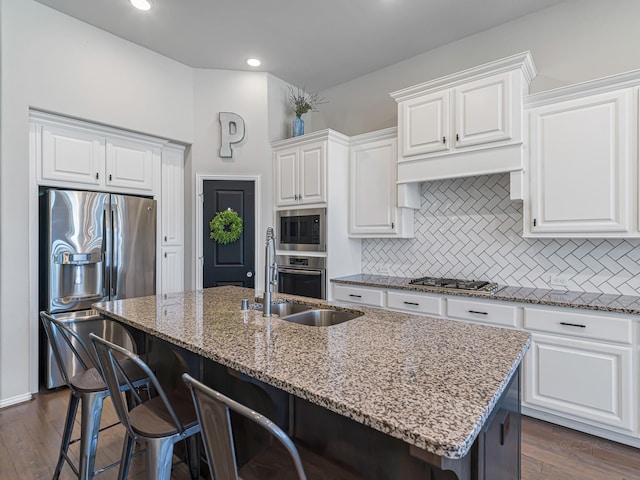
278,268,323,276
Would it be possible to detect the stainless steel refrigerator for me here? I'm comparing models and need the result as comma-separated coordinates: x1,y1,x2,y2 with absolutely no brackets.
40,188,156,388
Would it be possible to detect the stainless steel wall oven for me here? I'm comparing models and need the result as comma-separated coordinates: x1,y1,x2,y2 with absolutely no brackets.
276,208,326,252
277,255,326,300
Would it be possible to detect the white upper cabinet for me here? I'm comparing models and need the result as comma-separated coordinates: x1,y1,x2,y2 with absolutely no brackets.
105,137,157,192
160,145,185,246
524,75,639,238
39,123,105,186
33,112,161,196
454,72,513,148
274,138,326,207
298,141,326,204
348,128,419,238
400,91,450,157
391,52,536,183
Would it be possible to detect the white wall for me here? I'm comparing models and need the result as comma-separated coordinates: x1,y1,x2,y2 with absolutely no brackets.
186,70,291,291
0,0,193,404
0,0,294,406
313,0,640,135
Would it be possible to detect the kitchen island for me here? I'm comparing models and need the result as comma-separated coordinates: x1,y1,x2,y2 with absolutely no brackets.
94,286,531,479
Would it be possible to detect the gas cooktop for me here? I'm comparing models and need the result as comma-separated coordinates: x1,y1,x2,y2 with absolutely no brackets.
409,276,499,294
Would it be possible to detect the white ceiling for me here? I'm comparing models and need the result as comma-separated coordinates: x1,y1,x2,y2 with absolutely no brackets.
34,0,564,92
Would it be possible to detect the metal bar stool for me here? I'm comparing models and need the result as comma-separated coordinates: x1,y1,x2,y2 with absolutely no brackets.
90,333,201,480
40,311,149,480
182,373,362,480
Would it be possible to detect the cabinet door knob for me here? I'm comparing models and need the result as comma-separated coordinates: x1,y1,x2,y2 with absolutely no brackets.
164,252,167,258
442,136,446,144
164,236,168,242
96,172,99,180
109,174,112,181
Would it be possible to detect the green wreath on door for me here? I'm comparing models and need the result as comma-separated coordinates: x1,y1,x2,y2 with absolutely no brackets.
209,209,243,245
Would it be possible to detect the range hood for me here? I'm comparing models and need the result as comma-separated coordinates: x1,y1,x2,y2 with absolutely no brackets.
390,51,537,195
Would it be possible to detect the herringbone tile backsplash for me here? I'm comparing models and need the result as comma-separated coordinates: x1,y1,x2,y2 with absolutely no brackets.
361,173,640,295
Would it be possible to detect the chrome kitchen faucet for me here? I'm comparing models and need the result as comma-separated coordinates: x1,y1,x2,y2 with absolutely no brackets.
263,227,278,316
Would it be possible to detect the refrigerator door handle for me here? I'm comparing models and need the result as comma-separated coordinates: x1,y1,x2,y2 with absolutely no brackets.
102,204,110,300
111,203,117,298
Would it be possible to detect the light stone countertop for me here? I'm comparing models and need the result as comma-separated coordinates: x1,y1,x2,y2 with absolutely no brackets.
94,286,530,460
332,274,640,315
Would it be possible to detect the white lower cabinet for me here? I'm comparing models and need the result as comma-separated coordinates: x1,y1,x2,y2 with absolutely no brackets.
332,284,384,307
523,306,635,434
524,333,633,432
386,290,443,316
160,246,184,295
446,297,518,327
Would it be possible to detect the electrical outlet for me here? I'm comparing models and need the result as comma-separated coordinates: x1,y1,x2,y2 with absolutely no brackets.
549,274,569,287
378,265,389,276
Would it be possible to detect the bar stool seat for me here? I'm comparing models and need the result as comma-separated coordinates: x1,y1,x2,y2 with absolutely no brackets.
128,388,198,438
70,358,146,393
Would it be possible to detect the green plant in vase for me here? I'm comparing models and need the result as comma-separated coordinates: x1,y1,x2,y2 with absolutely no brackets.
288,85,326,137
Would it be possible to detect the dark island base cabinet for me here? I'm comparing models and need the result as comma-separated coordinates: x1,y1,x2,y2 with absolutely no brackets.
475,368,521,480
293,368,521,480
130,328,522,480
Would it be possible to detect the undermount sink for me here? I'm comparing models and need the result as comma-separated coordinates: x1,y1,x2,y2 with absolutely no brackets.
258,301,314,317
254,301,362,326
279,308,362,327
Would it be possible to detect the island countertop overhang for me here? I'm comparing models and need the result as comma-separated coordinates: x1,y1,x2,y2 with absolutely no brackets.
93,286,530,459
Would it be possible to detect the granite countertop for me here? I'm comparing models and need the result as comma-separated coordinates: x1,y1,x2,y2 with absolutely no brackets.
93,286,530,460
332,274,640,315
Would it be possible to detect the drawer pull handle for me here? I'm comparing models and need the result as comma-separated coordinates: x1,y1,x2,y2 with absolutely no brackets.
560,321,586,328
468,310,488,315
404,301,419,306
349,294,362,298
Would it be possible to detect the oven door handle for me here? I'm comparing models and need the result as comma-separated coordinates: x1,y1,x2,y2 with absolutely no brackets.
278,268,324,276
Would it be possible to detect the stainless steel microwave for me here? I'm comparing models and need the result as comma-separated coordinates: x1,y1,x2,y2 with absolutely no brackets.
276,208,326,252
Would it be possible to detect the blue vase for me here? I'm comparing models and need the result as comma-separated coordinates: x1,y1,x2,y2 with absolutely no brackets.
292,116,304,137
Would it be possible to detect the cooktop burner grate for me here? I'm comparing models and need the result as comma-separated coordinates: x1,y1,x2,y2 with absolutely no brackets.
409,276,498,294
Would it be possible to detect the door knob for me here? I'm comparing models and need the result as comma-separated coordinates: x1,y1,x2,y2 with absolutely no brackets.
246,272,253,278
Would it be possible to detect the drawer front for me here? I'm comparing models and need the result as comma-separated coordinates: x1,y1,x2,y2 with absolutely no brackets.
333,285,384,307
387,291,443,316
524,333,633,431
523,307,632,344
447,298,517,327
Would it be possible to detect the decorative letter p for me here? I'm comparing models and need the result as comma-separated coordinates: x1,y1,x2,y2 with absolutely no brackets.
219,112,246,158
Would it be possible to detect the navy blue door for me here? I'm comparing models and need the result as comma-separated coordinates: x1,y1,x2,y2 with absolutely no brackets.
202,180,255,288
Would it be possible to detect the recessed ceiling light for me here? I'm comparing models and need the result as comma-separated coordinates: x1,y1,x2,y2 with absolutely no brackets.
130,0,152,11
246,58,261,67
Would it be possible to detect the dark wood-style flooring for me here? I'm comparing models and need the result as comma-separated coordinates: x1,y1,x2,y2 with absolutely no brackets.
1,389,639,479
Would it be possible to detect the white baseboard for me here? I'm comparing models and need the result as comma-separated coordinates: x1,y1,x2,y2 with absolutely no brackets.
0,392,32,409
